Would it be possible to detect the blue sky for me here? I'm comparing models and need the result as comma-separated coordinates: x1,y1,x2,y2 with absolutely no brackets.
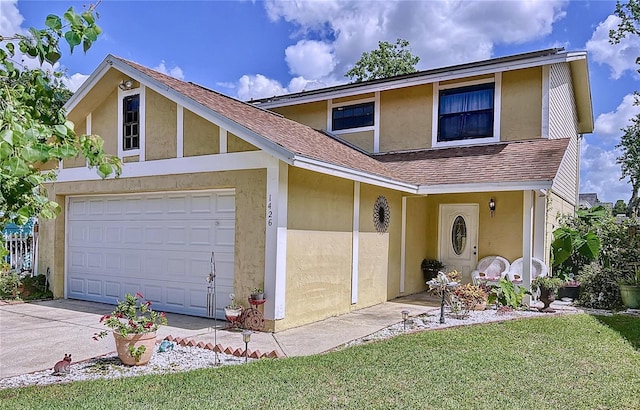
2,0,640,204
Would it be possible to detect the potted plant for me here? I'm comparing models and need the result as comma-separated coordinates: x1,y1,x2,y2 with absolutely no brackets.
224,293,243,320
531,276,564,313
250,287,264,301
619,269,640,309
421,259,445,282
94,293,167,366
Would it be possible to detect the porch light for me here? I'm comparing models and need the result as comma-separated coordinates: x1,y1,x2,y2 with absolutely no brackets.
401,310,409,331
119,79,134,91
242,330,251,363
489,198,496,217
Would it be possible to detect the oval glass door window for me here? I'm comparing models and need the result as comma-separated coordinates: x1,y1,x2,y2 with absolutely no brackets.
451,215,467,255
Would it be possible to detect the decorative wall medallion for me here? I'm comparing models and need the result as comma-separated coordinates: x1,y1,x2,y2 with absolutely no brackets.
373,195,391,233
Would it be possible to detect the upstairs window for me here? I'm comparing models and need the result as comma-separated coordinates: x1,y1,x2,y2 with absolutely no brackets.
123,94,140,150
332,102,374,131
438,83,494,142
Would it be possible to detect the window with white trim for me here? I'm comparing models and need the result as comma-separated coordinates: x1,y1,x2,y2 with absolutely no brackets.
432,75,501,148
332,101,374,131
123,94,140,150
438,83,494,142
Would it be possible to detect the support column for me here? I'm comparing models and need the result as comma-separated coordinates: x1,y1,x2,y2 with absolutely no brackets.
400,196,407,293
351,182,360,304
522,190,534,305
176,105,183,158
534,192,547,262
264,161,288,320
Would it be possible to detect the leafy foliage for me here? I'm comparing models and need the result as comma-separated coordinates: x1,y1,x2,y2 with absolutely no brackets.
551,206,608,281
0,2,121,258
616,111,640,216
614,199,628,215
488,277,530,309
345,38,420,83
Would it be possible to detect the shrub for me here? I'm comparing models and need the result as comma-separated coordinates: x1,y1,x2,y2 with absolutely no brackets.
577,262,626,310
0,270,22,299
488,278,529,309
20,274,52,300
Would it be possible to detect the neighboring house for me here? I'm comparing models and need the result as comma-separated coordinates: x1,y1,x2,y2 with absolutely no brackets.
578,192,613,212
38,48,592,332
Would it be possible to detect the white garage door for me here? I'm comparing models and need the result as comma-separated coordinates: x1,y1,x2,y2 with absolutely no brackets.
66,190,235,317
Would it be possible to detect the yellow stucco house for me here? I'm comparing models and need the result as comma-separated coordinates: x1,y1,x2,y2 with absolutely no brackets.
38,48,592,332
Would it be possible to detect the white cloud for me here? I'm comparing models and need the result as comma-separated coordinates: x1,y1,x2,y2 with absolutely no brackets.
153,61,185,80
580,138,630,203
285,40,336,78
0,0,24,35
594,93,640,140
266,0,568,77
228,0,568,99
586,15,640,79
236,74,288,101
62,73,89,93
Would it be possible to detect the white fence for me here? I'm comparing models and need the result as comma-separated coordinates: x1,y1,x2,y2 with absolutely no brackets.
3,233,35,272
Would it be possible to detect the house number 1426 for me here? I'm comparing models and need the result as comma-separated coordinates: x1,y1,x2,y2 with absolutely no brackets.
267,194,273,226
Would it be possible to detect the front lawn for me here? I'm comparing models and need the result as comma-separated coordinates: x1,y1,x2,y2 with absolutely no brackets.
1,314,638,409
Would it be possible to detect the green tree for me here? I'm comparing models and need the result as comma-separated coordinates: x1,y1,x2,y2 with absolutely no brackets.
613,199,628,215
345,38,420,83
0,2,121,257
609,1,640,216
616,115,640,216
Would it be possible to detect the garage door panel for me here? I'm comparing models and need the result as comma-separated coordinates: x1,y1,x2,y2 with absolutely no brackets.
87,280,102,296
105,282,121,298
67,190,236,317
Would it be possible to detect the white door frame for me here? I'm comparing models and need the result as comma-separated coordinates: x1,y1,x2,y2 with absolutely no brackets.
438,203,479,282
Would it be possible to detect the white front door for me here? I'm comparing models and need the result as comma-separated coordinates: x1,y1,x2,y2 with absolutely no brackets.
438,204,479,283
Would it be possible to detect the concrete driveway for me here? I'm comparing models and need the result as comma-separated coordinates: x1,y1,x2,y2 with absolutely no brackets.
0,297,438,379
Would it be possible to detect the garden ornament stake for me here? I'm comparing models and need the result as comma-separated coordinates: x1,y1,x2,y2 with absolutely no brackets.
206,251,220,366
426,271,459,324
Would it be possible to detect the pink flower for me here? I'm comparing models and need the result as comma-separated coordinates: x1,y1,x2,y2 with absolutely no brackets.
99,315,110,323
160,312,166,318
145,301,152,307
135,292,144,299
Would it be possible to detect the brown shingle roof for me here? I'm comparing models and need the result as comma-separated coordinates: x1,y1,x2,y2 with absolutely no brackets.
376,138,569,186
113,56,569,191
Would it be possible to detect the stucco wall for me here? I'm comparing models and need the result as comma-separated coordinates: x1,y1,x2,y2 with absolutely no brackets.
63,116,88,168
358,184,403,301
39,170,267,304
501,67,542,141
271,101,326,130
404,196,430,294
339,130,374,152
183,109,220,156
145,88,177,160
228,132,258,152
88,88,118,157
284,167,354,329
379,84,432,152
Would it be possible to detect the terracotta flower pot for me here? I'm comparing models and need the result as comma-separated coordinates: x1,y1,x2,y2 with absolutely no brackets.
113,332,157,366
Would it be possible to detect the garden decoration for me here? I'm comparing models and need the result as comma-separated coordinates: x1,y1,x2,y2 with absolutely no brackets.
225,293,244,329
157,340,174,353
427,271,459,324
532,276,564,313
206,251,220,366
52,354,71,376
94,292,167,366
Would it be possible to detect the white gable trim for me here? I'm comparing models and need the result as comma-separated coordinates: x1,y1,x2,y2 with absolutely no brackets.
68,55,295,165
54,151,276,182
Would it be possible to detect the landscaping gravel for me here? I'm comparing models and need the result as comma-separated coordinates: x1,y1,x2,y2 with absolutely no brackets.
0,344,250,390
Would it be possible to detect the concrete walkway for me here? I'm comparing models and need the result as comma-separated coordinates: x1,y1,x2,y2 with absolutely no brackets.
0,297,440,379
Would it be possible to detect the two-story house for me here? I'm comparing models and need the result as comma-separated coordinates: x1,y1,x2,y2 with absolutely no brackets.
38,48,592,331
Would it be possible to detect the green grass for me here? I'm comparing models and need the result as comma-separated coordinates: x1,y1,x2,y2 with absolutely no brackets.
1,314,639,410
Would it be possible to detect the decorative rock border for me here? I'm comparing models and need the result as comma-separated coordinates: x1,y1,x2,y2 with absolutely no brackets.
162,335,284,359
